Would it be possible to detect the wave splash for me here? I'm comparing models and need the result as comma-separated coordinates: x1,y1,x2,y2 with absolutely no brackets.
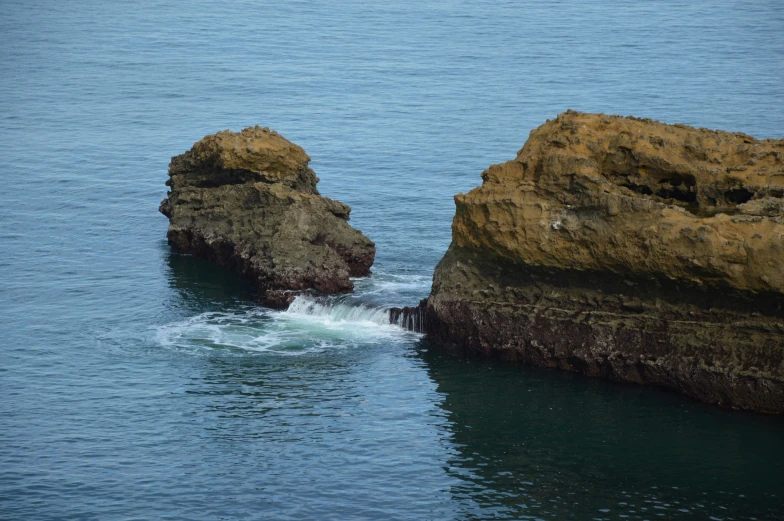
285,295,392,326
156,294,422,355
286,295,427,333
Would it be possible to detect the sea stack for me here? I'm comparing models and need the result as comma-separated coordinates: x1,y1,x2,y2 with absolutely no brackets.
160,126,375,307
415,111,784,412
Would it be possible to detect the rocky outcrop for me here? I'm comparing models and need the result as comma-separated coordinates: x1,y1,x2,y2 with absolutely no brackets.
160,126,375,307
413,111,784,413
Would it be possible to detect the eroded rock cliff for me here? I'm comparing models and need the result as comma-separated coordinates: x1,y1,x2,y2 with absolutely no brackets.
415,111,784,412
160,126,375,307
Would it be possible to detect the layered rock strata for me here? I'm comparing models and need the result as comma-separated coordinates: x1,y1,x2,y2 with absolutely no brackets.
409,111,784,412
160,126,375,307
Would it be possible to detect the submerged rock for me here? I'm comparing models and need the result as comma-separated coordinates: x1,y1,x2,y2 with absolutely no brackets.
160,126,375,307
412,111,784,412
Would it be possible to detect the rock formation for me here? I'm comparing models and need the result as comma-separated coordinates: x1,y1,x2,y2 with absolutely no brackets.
160,126,375,307
406,111,784,413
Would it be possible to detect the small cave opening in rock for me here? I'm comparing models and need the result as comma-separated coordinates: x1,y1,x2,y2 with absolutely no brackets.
654,174,697,204
724,188,754,205
621,182,654,196
655,184,697,203
618,174,697,205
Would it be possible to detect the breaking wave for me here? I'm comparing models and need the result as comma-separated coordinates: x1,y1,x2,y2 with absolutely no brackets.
285,295,392,325
155,293,421,355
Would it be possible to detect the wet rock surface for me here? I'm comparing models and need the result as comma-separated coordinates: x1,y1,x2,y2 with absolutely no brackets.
160,126,375,307
415,111,784,412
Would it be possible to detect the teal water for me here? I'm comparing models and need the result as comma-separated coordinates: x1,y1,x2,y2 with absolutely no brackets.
1,1,783,519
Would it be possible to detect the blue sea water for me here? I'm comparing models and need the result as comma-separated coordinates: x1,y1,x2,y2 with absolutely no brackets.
1,1,783,519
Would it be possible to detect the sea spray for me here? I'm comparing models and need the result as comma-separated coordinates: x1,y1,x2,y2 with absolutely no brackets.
287,295,429,334
286,295,392,326
156,295,423,355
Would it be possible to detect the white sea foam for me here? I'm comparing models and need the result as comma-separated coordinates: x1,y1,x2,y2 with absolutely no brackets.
354,274,431,293
285,295,392,326
154,308,286,353
155,295,420,355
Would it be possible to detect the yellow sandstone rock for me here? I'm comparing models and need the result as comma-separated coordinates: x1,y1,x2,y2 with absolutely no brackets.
411,111,784,413
454,111,784,294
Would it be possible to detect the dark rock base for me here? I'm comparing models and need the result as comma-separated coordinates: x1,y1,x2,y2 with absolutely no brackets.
167,227,360,308
401,247,784,413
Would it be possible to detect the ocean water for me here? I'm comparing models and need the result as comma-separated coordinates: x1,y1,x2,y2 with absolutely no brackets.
1,0,783,519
